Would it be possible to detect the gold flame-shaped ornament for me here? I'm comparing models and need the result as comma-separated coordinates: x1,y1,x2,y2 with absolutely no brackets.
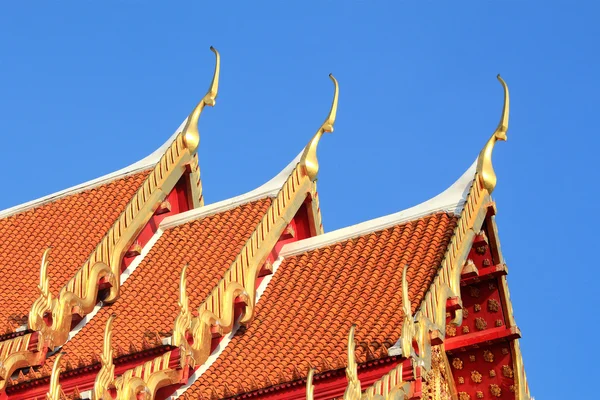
182,46,221,153
476,75,510,194
300,74,339,181
47,353,65,400
344,325,362,400
306,368,315,400
173,264,193,349
400,265,416,359
93,314,116,400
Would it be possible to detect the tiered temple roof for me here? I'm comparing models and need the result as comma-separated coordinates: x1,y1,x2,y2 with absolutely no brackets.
0,48,530,400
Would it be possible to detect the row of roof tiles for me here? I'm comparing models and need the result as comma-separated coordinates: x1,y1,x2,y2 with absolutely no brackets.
0,130,476,398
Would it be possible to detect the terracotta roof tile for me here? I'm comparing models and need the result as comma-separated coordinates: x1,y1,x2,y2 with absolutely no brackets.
47,198,272,371
0,172,149,334
186,212,458,399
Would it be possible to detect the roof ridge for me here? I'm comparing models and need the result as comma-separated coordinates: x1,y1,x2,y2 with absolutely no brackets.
280,160,477,257
0,119,186,220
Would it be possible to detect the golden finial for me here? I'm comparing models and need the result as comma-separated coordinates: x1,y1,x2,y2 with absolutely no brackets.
306,368,315,400
300,74,339,181
94,314,116,400
182,46,221,153
344,325,361,399
47,352,64,400
476,75,510,194
173,264,192,347
400,265,415,358
38,248,52,299
102,314,116,367
179,264,189,314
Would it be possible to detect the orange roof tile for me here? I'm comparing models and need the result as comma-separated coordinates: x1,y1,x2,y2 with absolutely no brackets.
45,198,272,372
0,171,149,335
185,212,458,399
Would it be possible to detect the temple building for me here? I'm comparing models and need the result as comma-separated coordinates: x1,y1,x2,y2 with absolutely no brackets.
0,48,531,400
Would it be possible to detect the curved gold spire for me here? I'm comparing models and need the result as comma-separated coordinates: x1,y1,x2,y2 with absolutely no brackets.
300,74,339,181
47,352,64,400
179,264,190,314
400,265,415,359
173,264,193,347
182,46,221,153
306,368,315,400
101,314,116,367
94,314,116,400
344,325,361,399
38,248,52,299
476,74,510,194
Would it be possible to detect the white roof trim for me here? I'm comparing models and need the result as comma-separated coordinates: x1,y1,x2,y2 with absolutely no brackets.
171,255,286,399
280,160,477,258
160,151,302,230
0,119,189,220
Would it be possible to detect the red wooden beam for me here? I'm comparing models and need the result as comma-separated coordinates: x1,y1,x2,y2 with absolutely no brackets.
445,326,521,352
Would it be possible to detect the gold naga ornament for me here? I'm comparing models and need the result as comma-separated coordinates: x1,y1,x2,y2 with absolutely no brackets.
476,75,509,194
173,74,339,367
27,46,220,354
46,352,66,400
413,75,511,352
93,314,116,400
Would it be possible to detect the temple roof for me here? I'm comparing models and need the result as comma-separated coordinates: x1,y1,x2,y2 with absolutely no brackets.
0,170,149,335
0,62,530,399
181,211,458,398
40,197,272,375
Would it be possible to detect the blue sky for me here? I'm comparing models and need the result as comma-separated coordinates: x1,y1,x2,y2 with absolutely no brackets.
1,2,598,398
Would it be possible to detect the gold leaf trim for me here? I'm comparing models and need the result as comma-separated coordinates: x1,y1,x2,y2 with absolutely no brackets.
476,75,509,194
174,75,338,367
0,333,44,391
27,47,220,353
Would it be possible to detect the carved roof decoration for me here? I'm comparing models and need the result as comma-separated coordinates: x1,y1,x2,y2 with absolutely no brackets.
39,198,271,381
0,69,531,400
476,75,510,194
28,46,219,347
181,211,459,398
0,47,220,392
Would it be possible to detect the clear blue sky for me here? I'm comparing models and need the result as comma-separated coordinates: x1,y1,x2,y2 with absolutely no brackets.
1,2,597,398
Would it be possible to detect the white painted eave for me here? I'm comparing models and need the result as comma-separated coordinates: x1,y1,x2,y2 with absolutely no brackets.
160,151,302,230
280,160,477,258
0,119,189,220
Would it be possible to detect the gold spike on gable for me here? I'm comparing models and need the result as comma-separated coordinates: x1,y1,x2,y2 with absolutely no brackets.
182,46,220,153
173,264,192,348
173,74,338,368
47,353,65,400
306,326,362,400
400,265,415,359
26,47,220,357
300,74,339,181
306,368,315,400
344,325,362,400
37,248,52,302
476,75,510,194
93,314,116,400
